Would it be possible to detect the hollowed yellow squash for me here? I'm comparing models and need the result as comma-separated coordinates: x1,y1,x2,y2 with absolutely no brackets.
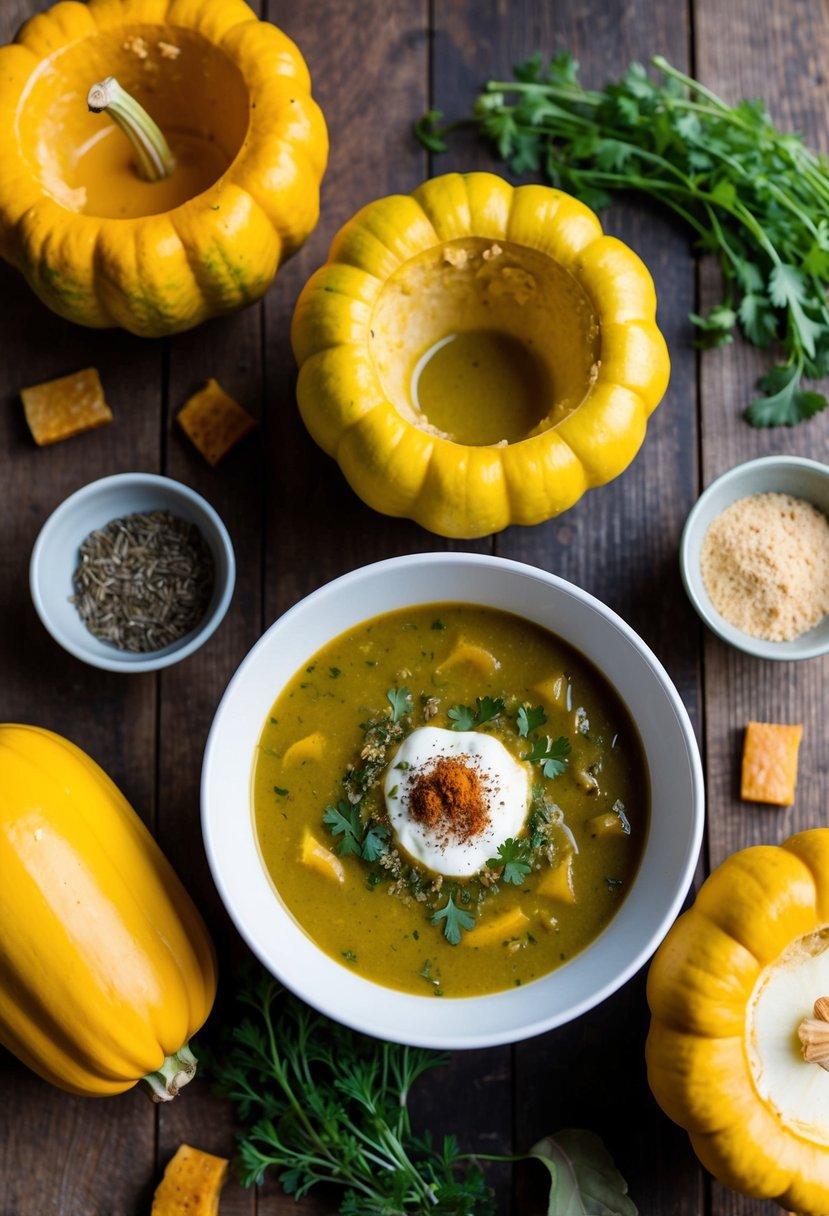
0,0,327,336
291,171,669,538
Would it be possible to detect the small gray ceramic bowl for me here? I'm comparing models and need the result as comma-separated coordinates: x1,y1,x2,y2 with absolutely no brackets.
30,473,235,673
680,455,829,660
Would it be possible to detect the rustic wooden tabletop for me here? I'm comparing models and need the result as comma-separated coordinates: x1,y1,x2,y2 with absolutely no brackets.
1,1,828,1213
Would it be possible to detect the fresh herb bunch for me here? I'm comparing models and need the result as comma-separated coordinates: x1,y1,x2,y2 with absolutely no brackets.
207,970,495,1213
416,52,829,426
205,967,639,1214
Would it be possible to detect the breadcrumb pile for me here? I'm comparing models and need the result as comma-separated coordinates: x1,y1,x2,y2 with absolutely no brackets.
700,491,829,641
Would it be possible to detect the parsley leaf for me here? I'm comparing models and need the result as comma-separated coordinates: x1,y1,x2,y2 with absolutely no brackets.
488,838,533,884
361,822,390,862
322,800,362,857
323,802,390,862
431,893,476,944
516,704,548,737
447,695,505,731
523,735,571,778
744,362,828,426
386,686,412,723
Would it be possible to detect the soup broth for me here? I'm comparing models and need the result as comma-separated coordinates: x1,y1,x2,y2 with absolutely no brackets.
253,604,648,998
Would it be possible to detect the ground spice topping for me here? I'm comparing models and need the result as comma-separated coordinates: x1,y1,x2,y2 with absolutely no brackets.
700,491,829,642
409,755,491,842
71,509,215,652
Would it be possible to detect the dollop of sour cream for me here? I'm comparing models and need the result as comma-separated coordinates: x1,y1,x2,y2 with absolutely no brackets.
383,726,530,878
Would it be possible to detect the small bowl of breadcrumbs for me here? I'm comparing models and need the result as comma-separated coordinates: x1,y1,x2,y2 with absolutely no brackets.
680,455,829,661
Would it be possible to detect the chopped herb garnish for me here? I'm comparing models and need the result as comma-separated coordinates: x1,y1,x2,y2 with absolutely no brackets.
431,618,447,630
524,734,571,778
387,685,412,723
394,760,411,771
447,695,505,731
306,664,316,673
329,666,341,678
324,800,390,863
418,959,441,985
342,950,357,963
387,785,398,799
431,893,476,945
273,786,289,797
606,876,624,891
269,716,278,724
361,822,390,862
322,800,362,857
488,837,533,884
516,704,548,737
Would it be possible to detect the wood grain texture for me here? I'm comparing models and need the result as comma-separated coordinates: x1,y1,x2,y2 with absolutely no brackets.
0,4,159,1205
693,3,829,1214
0,0,827,1213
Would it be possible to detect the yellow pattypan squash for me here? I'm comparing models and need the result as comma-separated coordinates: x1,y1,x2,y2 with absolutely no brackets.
291,171,669,539
0,0,327,336
0,724,217,1099
646,828,829,1215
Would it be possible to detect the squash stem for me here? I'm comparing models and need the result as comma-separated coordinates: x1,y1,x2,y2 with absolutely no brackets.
142,1043,198,1102
87,76,175,182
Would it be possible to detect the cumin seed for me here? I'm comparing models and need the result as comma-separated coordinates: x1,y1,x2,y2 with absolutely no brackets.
71,510,215,653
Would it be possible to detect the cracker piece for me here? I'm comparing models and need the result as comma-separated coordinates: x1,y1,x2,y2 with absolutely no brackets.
176,377,257,466
151,1144,228,1216
21,367,112,446
740,721,803,806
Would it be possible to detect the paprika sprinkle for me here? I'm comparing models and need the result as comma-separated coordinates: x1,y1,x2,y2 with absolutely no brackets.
409,755,491,842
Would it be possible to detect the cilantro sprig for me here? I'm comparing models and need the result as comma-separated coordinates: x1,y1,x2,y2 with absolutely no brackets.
417,52,829,426
447,695,504,731
524,735,571,779
323,799,390,861
431,893,476,944
516,704,548,737
487,837,533,884
387,685,413,723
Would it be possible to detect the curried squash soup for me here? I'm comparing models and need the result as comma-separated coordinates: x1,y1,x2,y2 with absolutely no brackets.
253,604,648,997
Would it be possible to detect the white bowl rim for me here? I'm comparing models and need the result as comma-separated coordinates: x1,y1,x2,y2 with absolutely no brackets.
202,551,705,1049
680,454,829,661
29,472,236,673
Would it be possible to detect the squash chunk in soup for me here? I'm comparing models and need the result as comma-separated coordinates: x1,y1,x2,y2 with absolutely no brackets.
254,604,647,998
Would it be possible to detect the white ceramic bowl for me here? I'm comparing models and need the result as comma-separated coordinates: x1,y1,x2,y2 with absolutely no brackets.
680,455,829,661
203,552,704,1049
30,473,235,673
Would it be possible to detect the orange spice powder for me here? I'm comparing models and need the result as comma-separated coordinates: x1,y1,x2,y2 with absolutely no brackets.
409,756,490,842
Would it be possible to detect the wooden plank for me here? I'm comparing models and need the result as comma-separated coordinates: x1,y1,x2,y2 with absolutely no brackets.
154,310,265,1216
694,2,829,1215
152,0,269,1197
0,5,160,1210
